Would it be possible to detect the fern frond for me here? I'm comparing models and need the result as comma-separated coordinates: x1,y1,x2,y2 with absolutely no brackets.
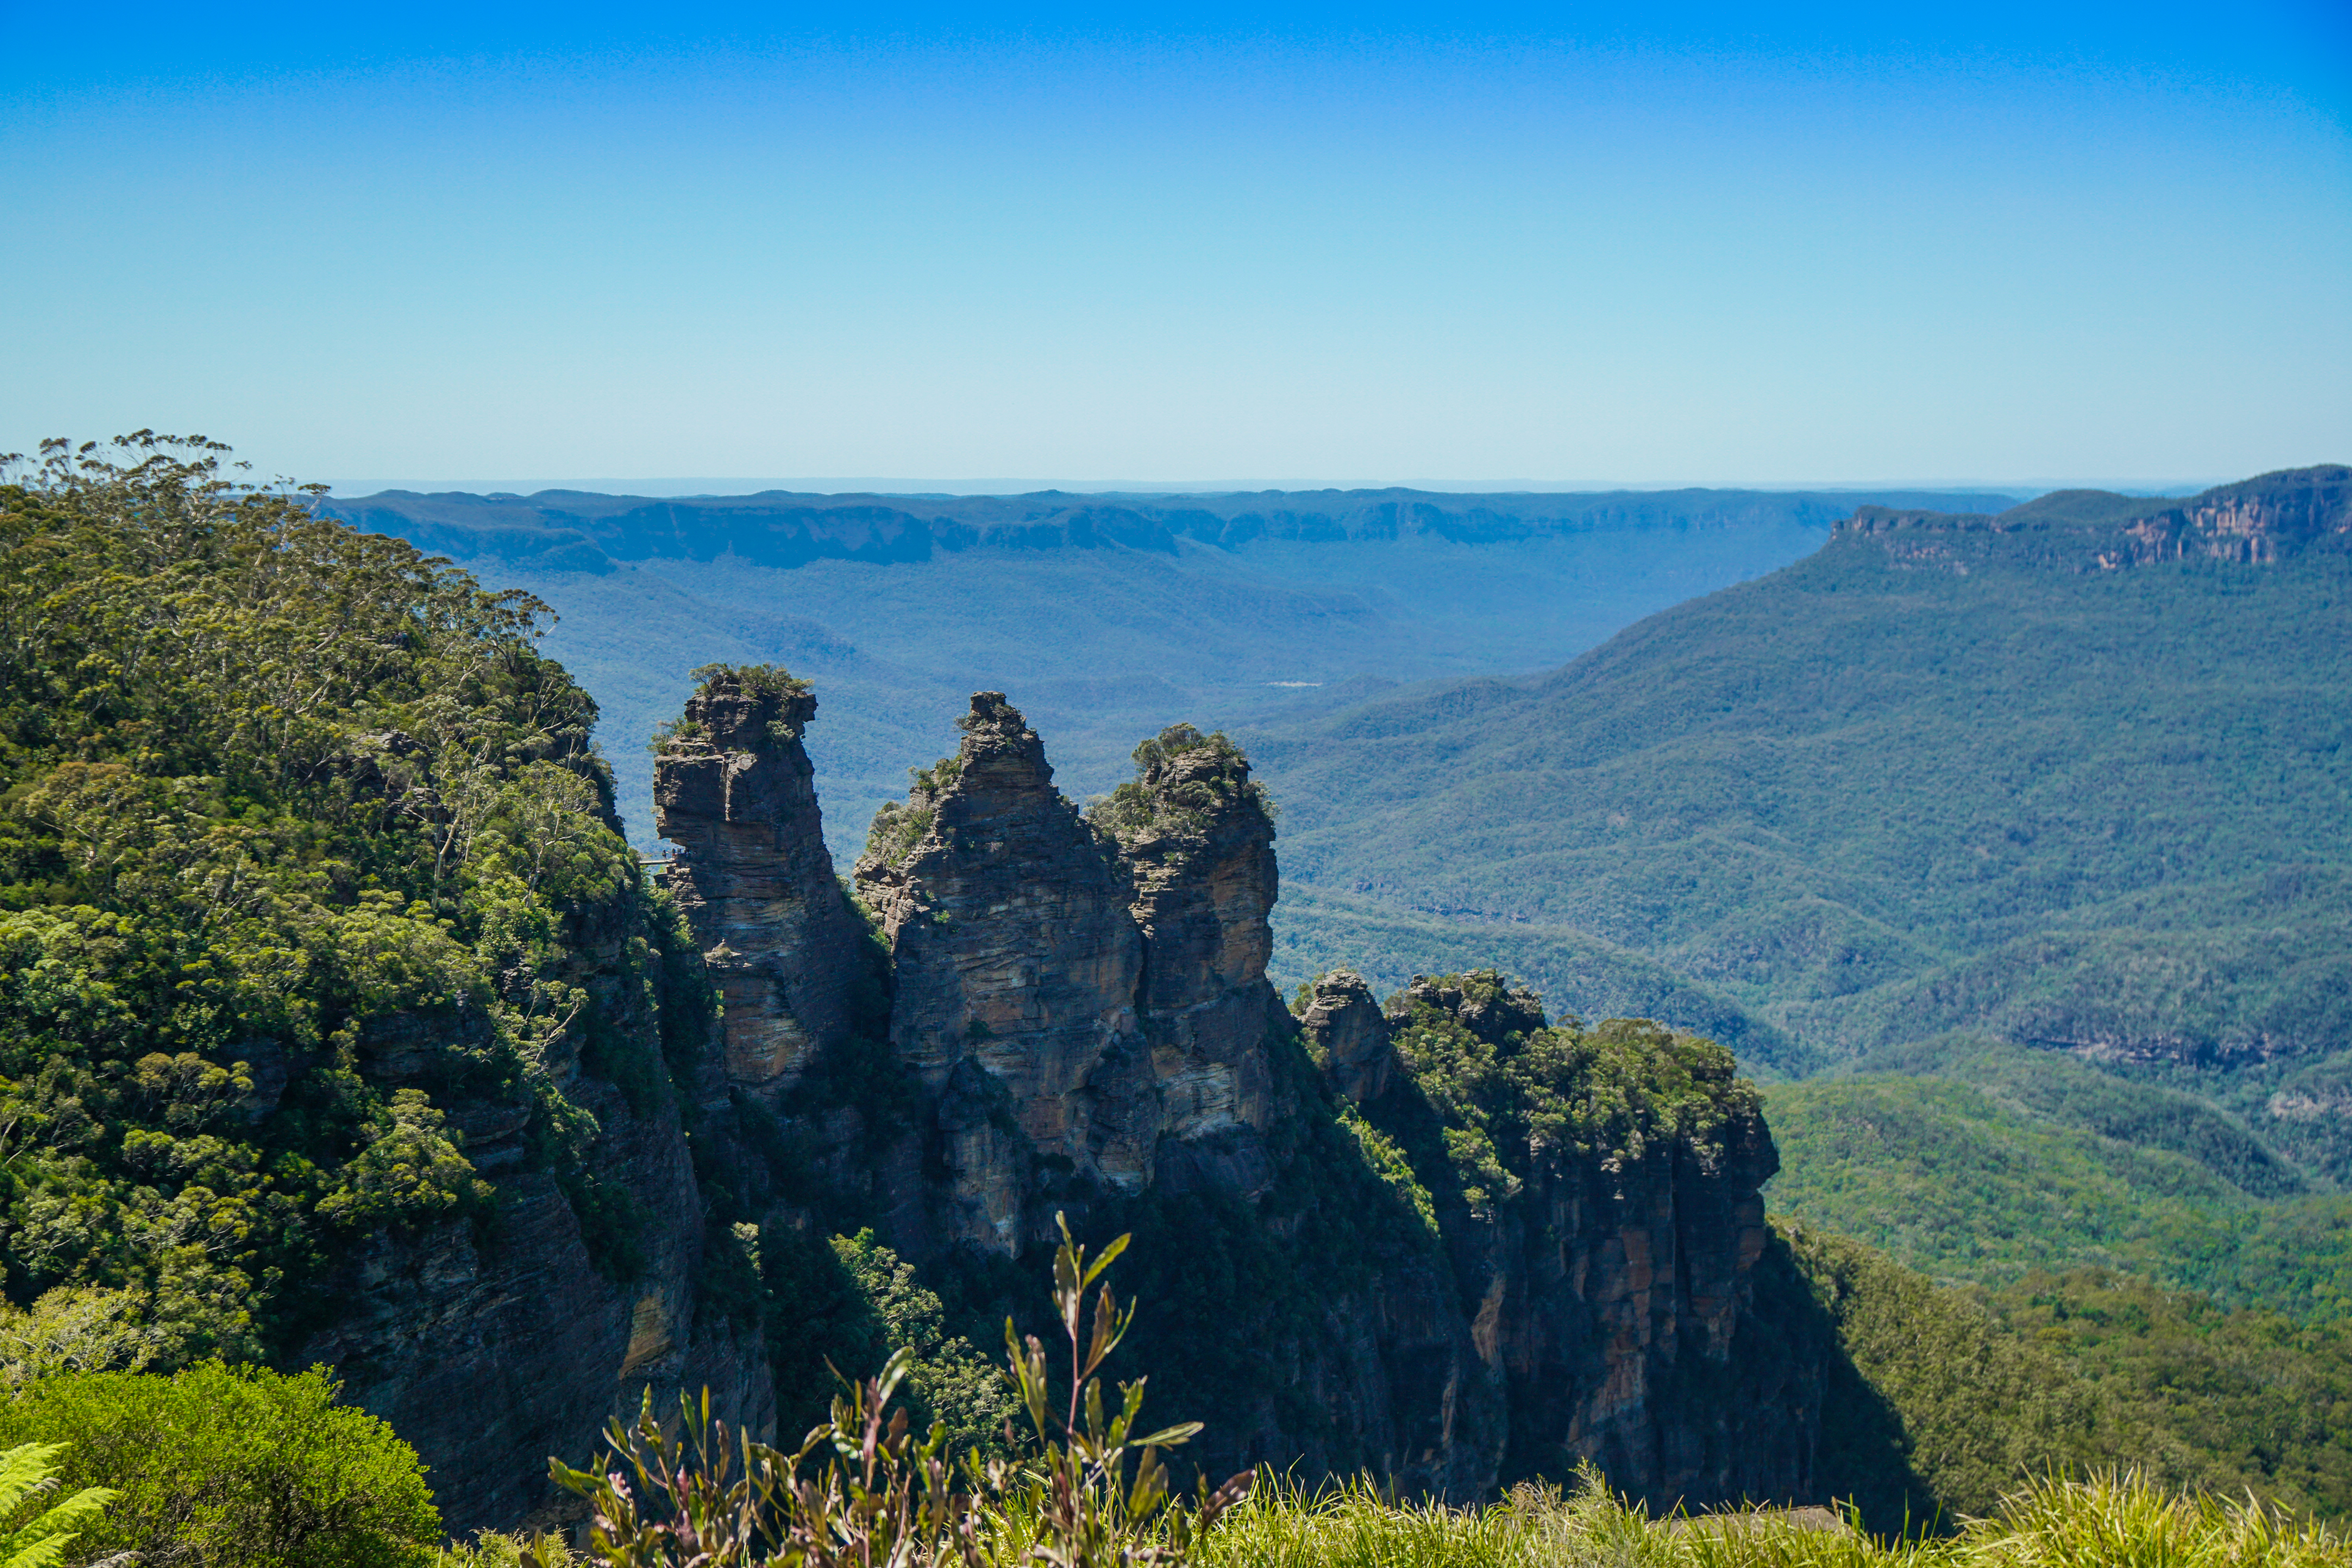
0,1445,65,1519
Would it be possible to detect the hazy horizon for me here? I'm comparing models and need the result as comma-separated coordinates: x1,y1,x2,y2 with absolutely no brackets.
314,475,2225,501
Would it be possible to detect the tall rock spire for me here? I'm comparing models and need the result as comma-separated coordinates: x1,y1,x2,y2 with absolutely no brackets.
654,666,866,1104
854,692,1145,1254
1094,724,1283,1191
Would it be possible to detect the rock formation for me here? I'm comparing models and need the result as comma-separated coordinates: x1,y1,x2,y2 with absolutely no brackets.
1354,978,1814,1503
1838,465,2352,573
1300,970,1394,1104
366,677,1826,1526
653,668,869,1103
839,697,1815,1505
852,694,1148,1253
1108,724,1283,1195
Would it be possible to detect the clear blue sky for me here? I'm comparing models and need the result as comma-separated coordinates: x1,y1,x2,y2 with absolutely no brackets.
3,0,2346,490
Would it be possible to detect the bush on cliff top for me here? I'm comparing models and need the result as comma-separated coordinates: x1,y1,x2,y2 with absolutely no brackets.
1088,724,1271,847
1372,970,1762,1218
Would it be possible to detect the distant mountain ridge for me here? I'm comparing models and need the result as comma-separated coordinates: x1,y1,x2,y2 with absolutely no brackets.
323,483,2020,864
322,484,2027,574
1837,465,2352,571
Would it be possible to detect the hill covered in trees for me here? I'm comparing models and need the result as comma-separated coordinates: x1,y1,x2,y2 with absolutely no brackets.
1246,468,2352,1156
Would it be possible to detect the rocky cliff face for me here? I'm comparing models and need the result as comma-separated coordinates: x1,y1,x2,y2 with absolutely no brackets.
830,697,1816,1505
363,676,1831,1523
301,880,773,1532
1836,465,2351,573
1108,727,1283,1194
852,694,1148,1254
1328,973,1818,1505
653,669,869,1104
1300,970,1391,1104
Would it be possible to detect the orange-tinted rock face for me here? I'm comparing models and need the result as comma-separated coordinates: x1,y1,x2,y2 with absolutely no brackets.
1837,465,2352,575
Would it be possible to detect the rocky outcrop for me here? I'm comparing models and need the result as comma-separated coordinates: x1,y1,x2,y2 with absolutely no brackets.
1343,976,1815,1507
2124,466,2352,564
319,676,1828,1523
1835,465,2352,574
1110,727,1283,1194
654,669,869,1104
854,694,1147,1253
1301,970,1393,1104
825,697,1811,1507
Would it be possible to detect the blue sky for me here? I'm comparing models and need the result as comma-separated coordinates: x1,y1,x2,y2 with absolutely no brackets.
3,1,2346,490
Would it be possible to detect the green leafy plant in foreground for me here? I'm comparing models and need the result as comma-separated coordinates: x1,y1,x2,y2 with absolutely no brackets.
0,1360,438,1568
0,1443,111,1568
1197,1466,2352,1568
538,1215,1249,1568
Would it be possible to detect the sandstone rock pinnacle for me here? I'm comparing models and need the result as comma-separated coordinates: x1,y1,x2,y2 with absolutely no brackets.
654,666,866,1103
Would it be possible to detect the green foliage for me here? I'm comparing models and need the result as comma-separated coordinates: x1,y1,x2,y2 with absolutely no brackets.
437,1529,573,1568
314,1089,492,1232
691,664,811,703
758,1226,1014,1454
1088,726,1270,846
0,1359,438,1568
1764,1069,2352,1320
1200,1468,2352,1568
832,1230,1018,1453
0,1443,114,1568
1777,1224,2107,1527
1762,1047,2352,1525
1774,1220,2352,1528
1335,1108,1437,1238
1375,971,1761,1218
1981,1269,2352,1521
1258,493,2352,1179
538,1217,1249,1568
0,434,697,1353
862,756,958,868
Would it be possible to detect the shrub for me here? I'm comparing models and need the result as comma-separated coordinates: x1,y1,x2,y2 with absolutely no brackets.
540,1215,1249,1568
1201,1467,2352,1568
0,1360,438,1568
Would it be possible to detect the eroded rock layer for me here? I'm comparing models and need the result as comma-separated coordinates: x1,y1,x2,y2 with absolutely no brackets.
854,694,1147,1252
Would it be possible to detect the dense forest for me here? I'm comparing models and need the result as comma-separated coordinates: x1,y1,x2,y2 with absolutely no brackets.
0,433,696,1370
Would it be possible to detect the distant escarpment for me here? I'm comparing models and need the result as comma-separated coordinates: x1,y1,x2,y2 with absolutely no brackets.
322,484,2026,574
1836,464,2351,572
652,679,1828,1507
